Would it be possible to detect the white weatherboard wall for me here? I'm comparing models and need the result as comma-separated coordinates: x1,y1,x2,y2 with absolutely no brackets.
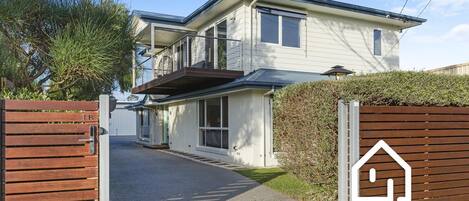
110,103,137,136
250,6,400,74
189,2,400,74
168,90,275,167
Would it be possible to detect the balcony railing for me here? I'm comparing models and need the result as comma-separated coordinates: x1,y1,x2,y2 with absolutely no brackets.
153,34,243,78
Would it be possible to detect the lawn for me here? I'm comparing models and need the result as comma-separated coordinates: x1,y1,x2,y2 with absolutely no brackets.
235,168,320,200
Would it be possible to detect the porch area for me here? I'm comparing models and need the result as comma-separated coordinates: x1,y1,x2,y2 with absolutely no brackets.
132,20,244,95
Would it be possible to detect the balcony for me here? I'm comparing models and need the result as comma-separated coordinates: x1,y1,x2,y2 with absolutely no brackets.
132,34,244,95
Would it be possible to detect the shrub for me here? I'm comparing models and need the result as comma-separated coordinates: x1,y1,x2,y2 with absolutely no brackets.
0,88,49,100
273,71,469,200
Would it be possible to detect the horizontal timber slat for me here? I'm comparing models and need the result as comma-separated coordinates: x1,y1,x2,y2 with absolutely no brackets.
360,122,469,130
5,179,97,194
360,106,469,114
5,168,98,182
360,114,469,122
5,146,89,158
4,111,98,123
4,100,98,111
5,156,97,170
361,137,469,146
5,190,98,201
361,129,469,138
5,135,86,146
5,123,92,134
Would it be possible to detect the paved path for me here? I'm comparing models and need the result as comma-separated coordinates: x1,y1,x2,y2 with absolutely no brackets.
110,136,293,201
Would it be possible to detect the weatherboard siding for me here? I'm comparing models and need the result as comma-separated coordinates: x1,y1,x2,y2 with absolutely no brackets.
251,7,400,74
188,2,401,74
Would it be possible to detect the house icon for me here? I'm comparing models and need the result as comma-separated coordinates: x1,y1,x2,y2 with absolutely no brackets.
351,140,411,201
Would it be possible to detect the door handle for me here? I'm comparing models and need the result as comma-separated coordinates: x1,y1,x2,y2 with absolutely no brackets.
79,138,94,143
81,126,97,155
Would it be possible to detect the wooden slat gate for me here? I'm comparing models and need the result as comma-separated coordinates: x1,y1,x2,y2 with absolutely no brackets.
0,100,100,201
358,105,469,201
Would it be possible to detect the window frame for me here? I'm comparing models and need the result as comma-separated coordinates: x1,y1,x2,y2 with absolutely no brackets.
203,18,229,70
259,10,303,48
260,12,280,44
373,29,382,56
198,96,229,150
281,16,301,48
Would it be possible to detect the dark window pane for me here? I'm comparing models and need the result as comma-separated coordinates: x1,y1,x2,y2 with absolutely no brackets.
139,110,144,126
282,17,300,47
199,100,205,127
199,129,206,146
206,129,222,148
217,20,227,70
374,29,382,56
222,96,228,127
206,98,221,127
222,130,228,149
261,13,279,44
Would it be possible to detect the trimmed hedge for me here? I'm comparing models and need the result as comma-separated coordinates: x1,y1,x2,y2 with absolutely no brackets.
273,71,469,200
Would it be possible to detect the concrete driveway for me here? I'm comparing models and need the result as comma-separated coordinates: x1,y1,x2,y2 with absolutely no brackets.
110,136,293,201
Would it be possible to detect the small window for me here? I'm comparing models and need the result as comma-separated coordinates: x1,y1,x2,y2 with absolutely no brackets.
261,13,279,44
282,16,300,47
374,29,382,56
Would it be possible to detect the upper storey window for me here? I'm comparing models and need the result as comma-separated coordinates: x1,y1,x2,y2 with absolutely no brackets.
282,16,300,47
259,7,305,48
373,29,382,56
261,13,279,44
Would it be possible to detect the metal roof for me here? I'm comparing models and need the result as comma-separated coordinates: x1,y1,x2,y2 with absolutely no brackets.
154,68,330,103
132,0,426,25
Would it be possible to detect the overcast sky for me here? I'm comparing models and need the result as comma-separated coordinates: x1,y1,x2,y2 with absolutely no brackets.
123,0,469,71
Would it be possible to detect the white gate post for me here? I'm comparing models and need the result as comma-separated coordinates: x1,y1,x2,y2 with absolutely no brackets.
348,100,360,199
338,100,348,201
99,95,110,201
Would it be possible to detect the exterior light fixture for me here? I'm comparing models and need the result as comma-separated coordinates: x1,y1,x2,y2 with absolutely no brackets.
321,65,354,80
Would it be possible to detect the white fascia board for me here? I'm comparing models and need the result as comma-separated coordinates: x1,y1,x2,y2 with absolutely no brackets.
143,88,270,106
259,0,422,29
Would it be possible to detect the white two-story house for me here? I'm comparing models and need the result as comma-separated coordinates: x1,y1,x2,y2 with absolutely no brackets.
130,0,425,167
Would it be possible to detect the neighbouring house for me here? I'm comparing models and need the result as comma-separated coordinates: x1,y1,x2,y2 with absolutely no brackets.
428,62,469,75
109,101,139,136
130,0,425,167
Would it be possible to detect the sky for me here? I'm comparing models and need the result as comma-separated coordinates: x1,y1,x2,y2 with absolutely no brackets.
116,0,469,99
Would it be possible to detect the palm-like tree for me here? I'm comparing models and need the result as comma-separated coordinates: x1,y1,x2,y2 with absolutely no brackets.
0,0,135,100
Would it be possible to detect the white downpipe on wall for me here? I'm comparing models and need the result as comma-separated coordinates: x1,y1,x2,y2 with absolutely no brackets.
250,0,258,72
263,87,275,167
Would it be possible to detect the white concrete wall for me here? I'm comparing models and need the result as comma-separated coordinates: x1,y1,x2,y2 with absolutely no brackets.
110,104,137,136
168,90,277,167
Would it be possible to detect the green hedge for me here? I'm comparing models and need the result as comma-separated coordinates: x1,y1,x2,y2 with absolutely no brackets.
273,71,469,200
